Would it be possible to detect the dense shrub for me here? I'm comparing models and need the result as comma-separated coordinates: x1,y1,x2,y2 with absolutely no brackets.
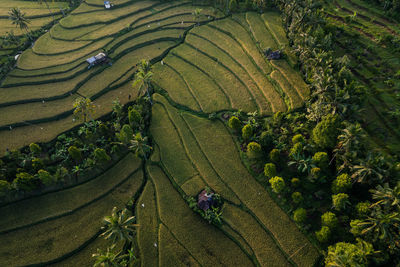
332,173,352,193
29,143,41,155
293,208,307,223
312,152,329,169
291,177,300,187
228,116,241,131
37,169,53,186
32,158,44,170
321,212,338,229
93,148,111,164
349,219,363,236
332,193,350,211
68,146,82,161
260,131,273,150
292,134,305,144
128,107,141,127
246,142,262,159
325,240,374,267
116,124,133,145
269,148,280,163
356,202,370,216
13,172,37,192
269,176,285,194
291,191,303,204
229,0,238,11
264,163,277,178
289,142,303,157
310,167,321,180
316,226,331,243
242,124,253,140
312,114,340,149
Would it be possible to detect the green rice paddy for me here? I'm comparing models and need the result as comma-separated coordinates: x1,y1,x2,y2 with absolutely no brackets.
0,0,319,265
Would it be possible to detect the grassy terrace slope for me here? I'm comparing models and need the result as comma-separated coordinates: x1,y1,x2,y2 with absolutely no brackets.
142,93,319,267
322,0,400,153
0,0,222,153
153,11,309,115
0,0,68,35
0,153,143,266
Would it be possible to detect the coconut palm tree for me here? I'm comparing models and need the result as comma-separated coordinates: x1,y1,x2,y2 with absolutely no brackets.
73,97,96,122
8,8,30,34
370,183,400,210
101,207,138,245
129,132,151,160
133,59,153,104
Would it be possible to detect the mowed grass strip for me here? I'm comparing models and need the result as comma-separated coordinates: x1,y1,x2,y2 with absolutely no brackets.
270,70,303,109
80,40,178,97
0,153,141,233
223,204,291,267
150,102,197,186
270,60,310,100
164,53,229,113
0,81,138,153
17,38,111,70
173,43,257,113
153,94,240,204
185,32,271,114
159,223,201,267
182,113,320,266
245,12,278,50
152,62,202,112
33,32,91,55
0,170,143,266
148,164,253,266
136,180,159,267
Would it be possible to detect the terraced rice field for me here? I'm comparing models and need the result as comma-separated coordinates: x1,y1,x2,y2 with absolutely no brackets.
0,1,319,266
322,0,400,153
0,0,68,36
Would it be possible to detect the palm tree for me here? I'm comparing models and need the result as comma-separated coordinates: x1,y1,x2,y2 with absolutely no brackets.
133,59,153,104
129,132,151,160
101,207,138,245
370,183,400,210
8,8,30,35
73,97,96,122
193,8,202,26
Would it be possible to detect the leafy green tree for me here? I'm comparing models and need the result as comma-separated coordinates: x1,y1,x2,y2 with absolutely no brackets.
13,172,37,192
128,107,142,129
29,143,41,155
264,163,277,178
356,202,370,217
0,180,11,198
242,124,253,140
269,176,285,194
73,97,96,122
293,208,307,223
312,152,329,169
193,8,202,26
246,142,261,159
332,173,352,194
291,191,303,204
260,131,273,150
37,169,53,186
291,178,300,187
112,99,124,120
93,148,111,164
312,114,340,149
68,146,82,161
325,239,376,267
321,212,338,229
332,193,350,211
370,182,400,210
133,59,153,104
228,116,241,131
8,8,30,34
289,143,303,158
316,226,331,243
116,124,134,145
292,134,305,144
101,207,137,245
269,148,280,163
